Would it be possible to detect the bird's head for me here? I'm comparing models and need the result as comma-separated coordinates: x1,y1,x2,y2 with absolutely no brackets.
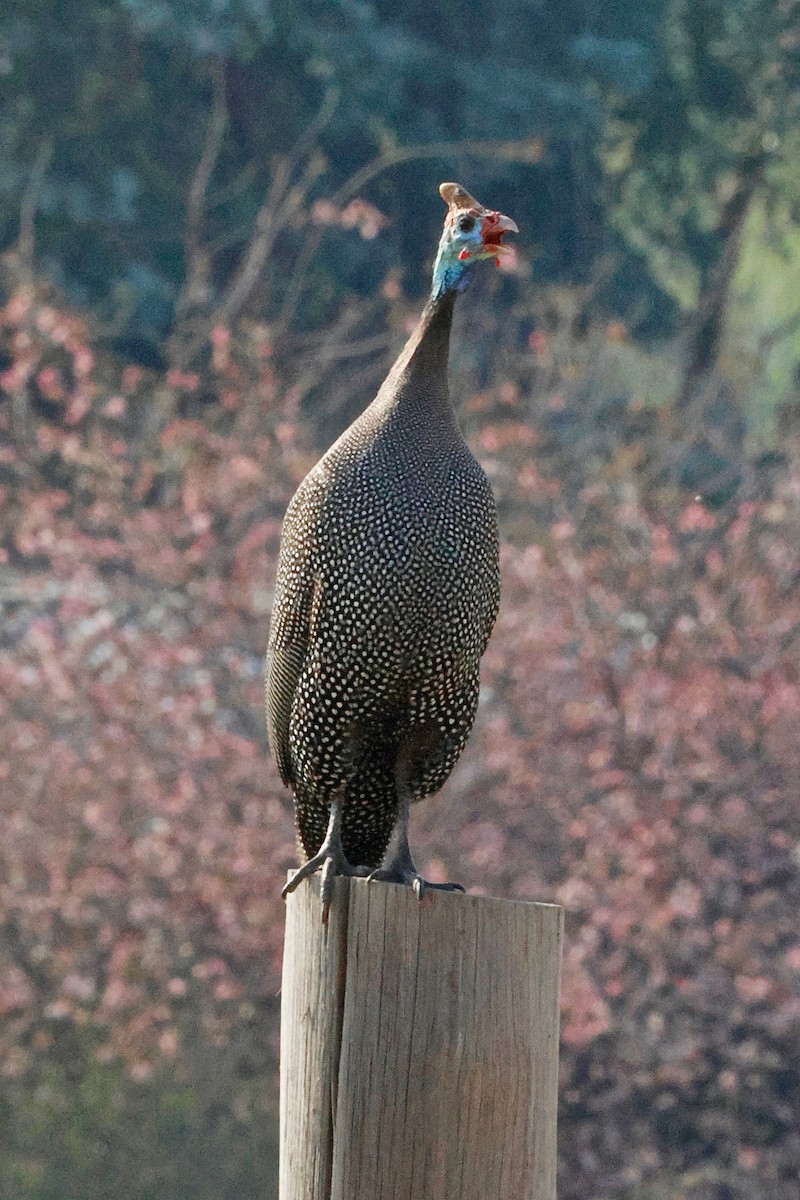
431,182,519,301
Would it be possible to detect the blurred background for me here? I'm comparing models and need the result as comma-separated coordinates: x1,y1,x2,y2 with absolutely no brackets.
1,1,799,1197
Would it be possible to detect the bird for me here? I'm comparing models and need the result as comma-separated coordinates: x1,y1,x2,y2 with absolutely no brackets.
266,181,517,919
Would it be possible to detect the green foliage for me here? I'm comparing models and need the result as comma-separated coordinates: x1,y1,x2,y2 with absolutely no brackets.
728,202,800,431
0,1053,277,1200
601,0,800,306
2,0,799,407
0,0,646,344
121,0,274,56
4,0,798,404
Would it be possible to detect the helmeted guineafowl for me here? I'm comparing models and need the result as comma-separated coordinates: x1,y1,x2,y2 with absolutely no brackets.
266,182,517,918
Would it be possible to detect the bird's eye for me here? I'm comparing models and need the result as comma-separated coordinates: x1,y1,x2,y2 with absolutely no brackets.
457,215,476,233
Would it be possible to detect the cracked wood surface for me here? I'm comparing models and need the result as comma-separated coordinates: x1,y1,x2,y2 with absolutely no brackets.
280,875,562,1200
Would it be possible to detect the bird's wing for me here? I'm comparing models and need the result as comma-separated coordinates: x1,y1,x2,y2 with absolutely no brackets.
265,641,305,787
265,490,320,788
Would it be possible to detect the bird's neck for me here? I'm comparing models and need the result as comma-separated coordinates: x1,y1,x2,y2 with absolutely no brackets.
380,290,456,421
408,290,456,381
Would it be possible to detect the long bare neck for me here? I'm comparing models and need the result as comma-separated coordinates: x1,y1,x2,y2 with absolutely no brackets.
376,290,456,423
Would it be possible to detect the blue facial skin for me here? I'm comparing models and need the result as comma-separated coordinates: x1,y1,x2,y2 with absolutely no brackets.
430,212,488,300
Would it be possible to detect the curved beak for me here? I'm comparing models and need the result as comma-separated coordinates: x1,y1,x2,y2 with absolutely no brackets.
479,208,519,262
492,213,519,235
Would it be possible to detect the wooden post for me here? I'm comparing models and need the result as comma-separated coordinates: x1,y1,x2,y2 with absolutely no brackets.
280,876,563,1200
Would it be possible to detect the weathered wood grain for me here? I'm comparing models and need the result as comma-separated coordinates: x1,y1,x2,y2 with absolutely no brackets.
279,873,350,1200
280,875,562,1200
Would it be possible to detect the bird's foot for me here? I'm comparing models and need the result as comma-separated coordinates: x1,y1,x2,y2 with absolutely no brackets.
282,847,371,923
367,854,465,901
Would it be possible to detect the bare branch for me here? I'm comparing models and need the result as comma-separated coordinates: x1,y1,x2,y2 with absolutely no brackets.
186,58,228,268
276,134,545,336
179,115,543,365
18,135,54,276
209,171,287,328
213,90,338,328
328,136,545,209
274,224,326,337
176,58,228,325
282,87,340,179
206,160,260,209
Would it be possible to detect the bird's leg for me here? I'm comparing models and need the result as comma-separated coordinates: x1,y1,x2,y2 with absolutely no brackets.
282,787,370,923
368,773,465,899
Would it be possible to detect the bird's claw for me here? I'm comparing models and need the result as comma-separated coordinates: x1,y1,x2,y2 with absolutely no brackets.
367,862,465,900
282,848,370,923
320,858,372,924
417,878,465,898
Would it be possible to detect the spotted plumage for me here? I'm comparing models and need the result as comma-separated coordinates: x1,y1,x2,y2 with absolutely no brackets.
266,183,517,912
